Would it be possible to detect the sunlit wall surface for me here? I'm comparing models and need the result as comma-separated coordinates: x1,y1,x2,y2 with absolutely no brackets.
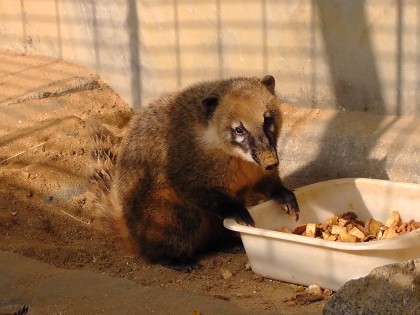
1,0,419,117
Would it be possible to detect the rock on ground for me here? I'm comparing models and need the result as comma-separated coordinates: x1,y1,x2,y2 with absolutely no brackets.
323,259,420,315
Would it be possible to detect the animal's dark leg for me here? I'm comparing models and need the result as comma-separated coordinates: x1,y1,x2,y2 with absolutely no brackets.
218,230,245,253
165,257,202,273
140,235,203,273
201,214,245,253
183,187,255,226
145,251,202,273
133,191,205,272
254,175,300,221
271,184,300,221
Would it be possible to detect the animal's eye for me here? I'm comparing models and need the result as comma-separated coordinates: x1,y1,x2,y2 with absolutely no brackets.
234,127,244,135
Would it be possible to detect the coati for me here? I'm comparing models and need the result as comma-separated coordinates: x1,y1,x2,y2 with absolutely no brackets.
91,75,299,272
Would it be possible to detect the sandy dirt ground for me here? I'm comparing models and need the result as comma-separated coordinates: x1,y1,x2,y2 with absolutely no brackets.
0,50,326,314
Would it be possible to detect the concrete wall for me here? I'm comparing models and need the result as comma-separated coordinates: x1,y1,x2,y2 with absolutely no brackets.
1,0,420,116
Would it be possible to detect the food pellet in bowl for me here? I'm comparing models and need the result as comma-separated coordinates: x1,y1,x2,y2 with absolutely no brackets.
279,211,420,243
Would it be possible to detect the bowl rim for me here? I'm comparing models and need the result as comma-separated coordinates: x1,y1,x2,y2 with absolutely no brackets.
223,178,420,251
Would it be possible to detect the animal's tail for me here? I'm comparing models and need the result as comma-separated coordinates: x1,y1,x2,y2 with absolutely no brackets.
88,124,133,249
89,125,120,224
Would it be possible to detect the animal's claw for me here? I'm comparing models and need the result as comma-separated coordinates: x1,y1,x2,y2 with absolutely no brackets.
275,189,300,221
235,215,255,227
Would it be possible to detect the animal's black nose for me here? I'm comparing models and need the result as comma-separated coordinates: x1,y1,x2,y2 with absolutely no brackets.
265,161,279,170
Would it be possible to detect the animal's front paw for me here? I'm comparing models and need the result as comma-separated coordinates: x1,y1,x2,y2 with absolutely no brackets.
167,258,202,273
274,188,300,221
235,211,255,227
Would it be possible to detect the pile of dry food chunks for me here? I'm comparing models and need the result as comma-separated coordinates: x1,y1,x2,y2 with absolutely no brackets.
280,211,420,242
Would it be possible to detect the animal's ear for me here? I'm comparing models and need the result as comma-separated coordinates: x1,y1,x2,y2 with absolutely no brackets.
202,95,219,118
261,75,276,94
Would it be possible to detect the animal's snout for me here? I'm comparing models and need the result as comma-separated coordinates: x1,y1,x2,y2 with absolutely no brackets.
265,161,279,171
258,151,279,170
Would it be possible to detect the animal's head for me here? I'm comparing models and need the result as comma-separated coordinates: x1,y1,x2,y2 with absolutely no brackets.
201,75,281,171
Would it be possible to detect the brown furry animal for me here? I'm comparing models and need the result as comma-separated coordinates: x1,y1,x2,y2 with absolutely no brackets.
91,75,299,272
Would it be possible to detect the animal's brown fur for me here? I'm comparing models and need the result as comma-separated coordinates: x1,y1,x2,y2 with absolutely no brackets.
90,75,299,272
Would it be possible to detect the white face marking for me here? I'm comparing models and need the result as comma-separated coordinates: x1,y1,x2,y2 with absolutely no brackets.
201,124,221,147
235,134,245,143
230,121,258,164
264,111,272,119
231,121,242,130
231,121,245,142
264,111,275,133
233,147,255,163
199,120,257,165
200,123,236,155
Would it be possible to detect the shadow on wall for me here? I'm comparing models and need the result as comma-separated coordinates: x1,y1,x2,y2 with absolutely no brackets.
315,0,385,113
127,0,142,108
284,1,390,187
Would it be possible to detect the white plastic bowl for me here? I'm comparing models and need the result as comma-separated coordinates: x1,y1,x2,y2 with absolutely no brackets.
223,178,420,291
